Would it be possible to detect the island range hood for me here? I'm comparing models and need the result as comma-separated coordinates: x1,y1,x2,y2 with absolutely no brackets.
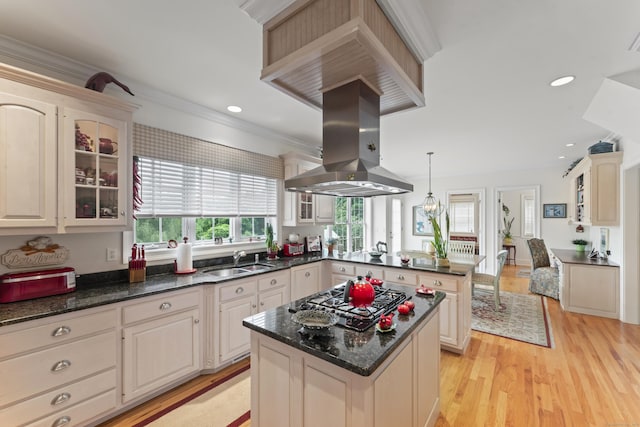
285,80,413,197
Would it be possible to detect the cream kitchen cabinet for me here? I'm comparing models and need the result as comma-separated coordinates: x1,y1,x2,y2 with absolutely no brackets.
0,63,135,235
281,153,335,226
0,307,117,427
566,151,623,226
329,261,356,286
214,270,290,369
0,90,57,230
121,289,201,403
290,262,321,300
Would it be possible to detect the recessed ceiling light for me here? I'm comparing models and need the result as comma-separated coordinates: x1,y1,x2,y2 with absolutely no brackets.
558,155,566,159
565,143,575,147
227,105,242,113
550,75,575,87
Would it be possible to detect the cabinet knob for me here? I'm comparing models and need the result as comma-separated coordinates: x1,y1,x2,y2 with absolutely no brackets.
120,211,125,216
159,302,172,310
252,304,257,309
51,392,71,406
51,360,71,372
235,287,244,294
339,267,346,272
434,280,442,287
194,319,199,324
52,326,71,337
271,279,277,285
52,416,71,427
305,272,310,278
260,301,264,306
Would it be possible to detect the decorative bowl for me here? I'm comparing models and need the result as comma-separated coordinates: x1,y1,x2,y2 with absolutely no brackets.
369,251,383,258
292,310,339,331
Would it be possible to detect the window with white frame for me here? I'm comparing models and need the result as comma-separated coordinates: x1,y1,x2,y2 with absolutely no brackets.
334,197,365,252
134,156,277,248
448,193,479,236
521,194,535,237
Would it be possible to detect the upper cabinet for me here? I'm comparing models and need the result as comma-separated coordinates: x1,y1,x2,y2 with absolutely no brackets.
0,64,135,235
281,153,334,226
567,152,623,226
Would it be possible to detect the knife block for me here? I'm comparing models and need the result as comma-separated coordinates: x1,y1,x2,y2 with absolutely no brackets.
128,261,146,283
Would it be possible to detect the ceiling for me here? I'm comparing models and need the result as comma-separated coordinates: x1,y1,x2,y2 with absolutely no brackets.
0,0,639,181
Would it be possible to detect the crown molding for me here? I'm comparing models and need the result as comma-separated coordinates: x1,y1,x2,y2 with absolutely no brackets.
629,31,640,52
234,0,294,24
0,34,313,152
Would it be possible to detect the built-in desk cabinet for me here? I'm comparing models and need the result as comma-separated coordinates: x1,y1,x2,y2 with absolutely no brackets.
0,63,135,235
566,152,622,226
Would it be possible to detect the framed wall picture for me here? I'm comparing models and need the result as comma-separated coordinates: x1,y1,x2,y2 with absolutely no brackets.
413,206,433,236
543,203,567,218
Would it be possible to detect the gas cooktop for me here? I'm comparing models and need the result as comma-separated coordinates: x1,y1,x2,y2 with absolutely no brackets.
289,284,407,332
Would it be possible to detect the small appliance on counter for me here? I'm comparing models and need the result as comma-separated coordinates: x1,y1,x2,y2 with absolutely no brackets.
0,267,76,303
283,242,305,257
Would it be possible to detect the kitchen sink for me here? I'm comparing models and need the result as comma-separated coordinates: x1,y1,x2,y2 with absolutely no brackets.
202,263,273,277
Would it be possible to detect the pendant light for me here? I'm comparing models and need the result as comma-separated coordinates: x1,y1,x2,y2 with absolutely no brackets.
422,152,443,218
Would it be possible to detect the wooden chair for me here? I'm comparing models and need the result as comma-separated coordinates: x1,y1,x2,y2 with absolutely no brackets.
472,250,508,310
448,240,475,255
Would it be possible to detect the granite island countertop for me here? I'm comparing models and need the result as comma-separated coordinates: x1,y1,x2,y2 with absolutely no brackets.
0,250,472,327
243,284,446,376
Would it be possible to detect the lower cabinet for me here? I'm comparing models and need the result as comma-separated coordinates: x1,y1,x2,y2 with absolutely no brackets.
558,260,620,319
215,270,290,369
121,289,201,403
438,291,458,346
0,307,117,427
290,262,321,300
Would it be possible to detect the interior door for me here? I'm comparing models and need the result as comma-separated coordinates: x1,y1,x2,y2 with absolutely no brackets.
389,198,402,254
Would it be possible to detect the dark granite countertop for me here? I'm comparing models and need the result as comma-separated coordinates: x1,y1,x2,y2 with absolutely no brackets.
551,249,619,267
0,250,470,328
243,285,445,376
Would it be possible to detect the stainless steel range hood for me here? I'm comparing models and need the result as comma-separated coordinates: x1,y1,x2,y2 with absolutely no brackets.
285,80,413,197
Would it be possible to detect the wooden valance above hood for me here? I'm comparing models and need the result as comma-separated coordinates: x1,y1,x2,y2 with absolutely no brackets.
260,0,425,115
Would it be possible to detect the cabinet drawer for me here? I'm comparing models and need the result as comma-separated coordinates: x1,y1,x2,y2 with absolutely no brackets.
219,279,257,302
331,263,355,276
0,368,115,426
122,289,200,325
0,309,116,359
258,271,290,292
0,331,116,406
384,269,418,286
418,274,458,293
23,389,116,427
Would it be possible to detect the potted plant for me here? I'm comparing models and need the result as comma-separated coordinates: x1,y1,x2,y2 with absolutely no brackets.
325,237,337,255
572,239,588,252
428,206,450,267
502,203,515,244
265,223,278,258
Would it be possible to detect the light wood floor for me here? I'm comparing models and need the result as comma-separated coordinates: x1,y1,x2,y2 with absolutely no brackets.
99,265,640,427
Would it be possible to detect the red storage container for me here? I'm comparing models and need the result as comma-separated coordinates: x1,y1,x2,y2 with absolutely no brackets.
0,267,76,303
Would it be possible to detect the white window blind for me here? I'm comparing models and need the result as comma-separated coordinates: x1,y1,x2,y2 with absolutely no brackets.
138,157,277,217
449,194,479,235
522,195,535,237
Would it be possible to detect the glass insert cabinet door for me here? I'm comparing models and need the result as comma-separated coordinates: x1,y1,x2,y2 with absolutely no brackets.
65,108,127,227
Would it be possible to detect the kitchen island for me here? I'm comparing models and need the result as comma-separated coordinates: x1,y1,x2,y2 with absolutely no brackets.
243,284,445,427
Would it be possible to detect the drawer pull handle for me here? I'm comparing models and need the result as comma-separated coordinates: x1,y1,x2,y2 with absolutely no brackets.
397,275,405,280
235,287,244,294
194,319,200,324
52,416,71,427
271,279,277,285
51,360,71,372
260,301,264,306
159,302,172,310
52,326,71,337
305,272,310,278
434,280,442,287
339,267,346,272
51,392,71,406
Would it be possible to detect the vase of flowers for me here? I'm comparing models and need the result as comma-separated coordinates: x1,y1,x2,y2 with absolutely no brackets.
428,204,450,267
502,203,515,245
326,237,337,255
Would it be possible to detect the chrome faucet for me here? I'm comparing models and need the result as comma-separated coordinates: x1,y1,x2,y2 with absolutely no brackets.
233,250,246,267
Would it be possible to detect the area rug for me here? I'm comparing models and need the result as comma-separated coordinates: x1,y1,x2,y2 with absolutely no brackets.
471,288,554,348
516,269,531,277
137,366,251,427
